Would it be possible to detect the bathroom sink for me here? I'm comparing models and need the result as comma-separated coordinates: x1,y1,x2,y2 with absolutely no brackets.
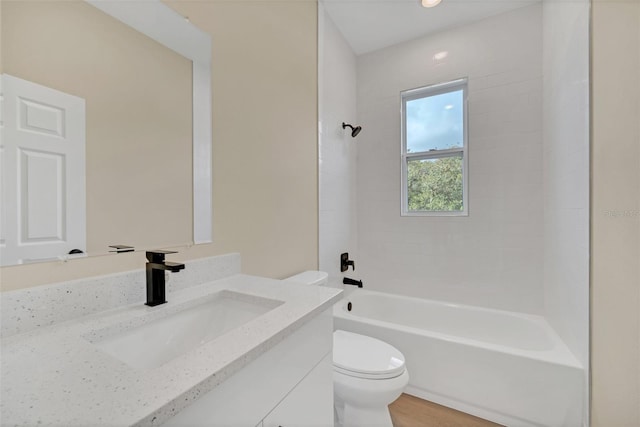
91,290,283,370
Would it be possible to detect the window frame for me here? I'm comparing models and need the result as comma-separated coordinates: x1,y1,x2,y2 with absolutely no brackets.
400,78,469,217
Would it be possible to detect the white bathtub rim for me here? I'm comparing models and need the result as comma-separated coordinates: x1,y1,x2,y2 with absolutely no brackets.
333,290,582,370
335,308,581,369
338,287,553,327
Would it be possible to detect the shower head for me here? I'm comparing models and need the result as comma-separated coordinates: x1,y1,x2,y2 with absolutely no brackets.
342,122,362,138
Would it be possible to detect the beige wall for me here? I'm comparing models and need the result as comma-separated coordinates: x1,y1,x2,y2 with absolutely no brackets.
591,0,640,425
1,1,193,255
0,0,318,290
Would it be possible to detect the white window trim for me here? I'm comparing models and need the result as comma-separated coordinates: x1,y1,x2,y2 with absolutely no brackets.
400,78,469,217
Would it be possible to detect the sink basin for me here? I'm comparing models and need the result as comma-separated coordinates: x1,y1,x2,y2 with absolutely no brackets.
91,290,283,370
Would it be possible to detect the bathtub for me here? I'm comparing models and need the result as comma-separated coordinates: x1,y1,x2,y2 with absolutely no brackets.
333,289,583,427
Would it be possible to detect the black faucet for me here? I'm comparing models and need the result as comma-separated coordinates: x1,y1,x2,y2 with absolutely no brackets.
343,277,363,288
340,253,355,272
145,250,185,306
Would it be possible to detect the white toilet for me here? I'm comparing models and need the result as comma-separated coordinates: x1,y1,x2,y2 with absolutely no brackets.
284,271,409,427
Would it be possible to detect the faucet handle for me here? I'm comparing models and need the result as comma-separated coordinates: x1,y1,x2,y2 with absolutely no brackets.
146,250,178,263
340,252,355,272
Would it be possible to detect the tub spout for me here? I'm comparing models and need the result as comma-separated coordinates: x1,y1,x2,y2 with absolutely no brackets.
343,277,363,288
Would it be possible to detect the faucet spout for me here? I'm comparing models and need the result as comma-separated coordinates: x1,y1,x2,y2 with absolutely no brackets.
145,250,185,306
148,261,185,273
343,277,363,288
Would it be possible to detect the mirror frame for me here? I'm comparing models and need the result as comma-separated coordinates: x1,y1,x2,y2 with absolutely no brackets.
86,0,213,244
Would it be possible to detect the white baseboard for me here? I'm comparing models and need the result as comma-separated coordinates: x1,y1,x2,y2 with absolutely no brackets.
404,385,541,427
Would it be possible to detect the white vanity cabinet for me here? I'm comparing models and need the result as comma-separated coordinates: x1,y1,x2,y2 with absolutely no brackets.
262,354,333,427
1,266,343,427
163,309,334,427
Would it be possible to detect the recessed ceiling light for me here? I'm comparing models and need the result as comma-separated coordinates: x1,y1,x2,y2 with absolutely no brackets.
421,0,442,8
433,51,448,61
445,105,454,110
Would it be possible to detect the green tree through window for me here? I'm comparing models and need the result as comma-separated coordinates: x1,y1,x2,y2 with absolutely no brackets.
407,157,463,211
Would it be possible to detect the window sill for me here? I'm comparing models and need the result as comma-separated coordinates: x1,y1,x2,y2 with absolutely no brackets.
401,210,469,217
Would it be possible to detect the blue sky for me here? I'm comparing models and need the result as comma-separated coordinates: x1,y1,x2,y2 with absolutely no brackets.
406,89,463,153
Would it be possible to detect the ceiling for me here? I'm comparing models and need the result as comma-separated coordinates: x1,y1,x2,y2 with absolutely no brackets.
322,0,539,55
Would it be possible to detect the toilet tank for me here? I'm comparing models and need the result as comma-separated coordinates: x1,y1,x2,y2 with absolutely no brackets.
284,271,328,286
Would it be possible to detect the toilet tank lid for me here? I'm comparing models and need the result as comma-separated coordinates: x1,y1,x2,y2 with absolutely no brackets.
284,270,328,286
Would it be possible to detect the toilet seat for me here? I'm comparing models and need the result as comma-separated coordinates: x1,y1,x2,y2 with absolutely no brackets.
333,330,406,380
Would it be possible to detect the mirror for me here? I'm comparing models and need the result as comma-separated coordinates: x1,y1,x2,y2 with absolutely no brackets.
0,0,212,266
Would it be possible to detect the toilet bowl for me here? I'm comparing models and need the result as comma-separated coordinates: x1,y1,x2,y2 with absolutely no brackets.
333,329,409,427
284,271,409,427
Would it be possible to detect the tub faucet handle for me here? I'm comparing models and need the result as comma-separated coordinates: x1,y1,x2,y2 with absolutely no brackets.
341,252,355,272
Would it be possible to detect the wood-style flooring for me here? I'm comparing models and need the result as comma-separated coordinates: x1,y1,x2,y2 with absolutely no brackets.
389,394,503,427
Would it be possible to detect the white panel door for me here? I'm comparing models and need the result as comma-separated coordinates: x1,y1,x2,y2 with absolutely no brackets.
0,74,86,265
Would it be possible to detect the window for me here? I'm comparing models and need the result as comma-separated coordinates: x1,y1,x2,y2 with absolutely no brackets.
401,78,468,216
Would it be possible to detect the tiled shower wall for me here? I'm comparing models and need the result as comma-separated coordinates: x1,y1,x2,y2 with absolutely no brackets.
355,4,544,313
318,5,358,286
541,0,590,402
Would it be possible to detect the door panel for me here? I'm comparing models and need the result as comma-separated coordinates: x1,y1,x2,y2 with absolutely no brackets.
0,74,86,265
20,149,65,242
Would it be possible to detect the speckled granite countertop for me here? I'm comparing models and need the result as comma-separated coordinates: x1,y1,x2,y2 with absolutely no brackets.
0,274,342,426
